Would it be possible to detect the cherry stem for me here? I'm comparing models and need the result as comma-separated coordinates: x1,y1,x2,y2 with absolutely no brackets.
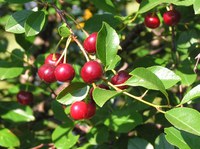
106,81,169,113
72,36,90,62
56,36,72,65
53,37,64,53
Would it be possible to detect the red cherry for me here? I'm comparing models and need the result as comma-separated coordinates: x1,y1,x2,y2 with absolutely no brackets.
45,53,63,66
111,70,131,89
38,64,56,83
144,13,160,29
83,32,98,54
70,101,88,120
81,61,103,84
86,102,96,119
89,84,109,100
17,91,33,105
163,10,181,26
54,63,75,82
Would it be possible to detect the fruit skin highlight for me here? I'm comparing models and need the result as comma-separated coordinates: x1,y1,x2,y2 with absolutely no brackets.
144,13,160,29
81,61,103,84
54,63,75,82
38,64,56,83
45,53,63,66
111,70,131,89
163,10,181,26
83,32,98,54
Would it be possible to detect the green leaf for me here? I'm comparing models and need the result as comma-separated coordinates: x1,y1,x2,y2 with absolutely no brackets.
84,14,121,32
97,22,120,70
5,0,32,3
104,107,142,133
5,10,32,34
87,125,109,145
58,23,71,38
56,82,89,105
165,107,200,136
165,127,200,149
193,0,200,14
128,137,153,149
0,128,20,148
51,100,74,124
93,88,120,107
139,0,176,14
172,0,194,6
0,67,23,80
106,55,121,71
180,85,200,105
52,124,79,149
155,133,174,149
175,60,197,86
147,66,181,89
92,0,117,14
0,102,35,123
25,11,46,36
125,67,168,98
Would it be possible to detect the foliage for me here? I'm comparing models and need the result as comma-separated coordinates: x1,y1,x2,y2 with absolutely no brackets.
1,0,200,148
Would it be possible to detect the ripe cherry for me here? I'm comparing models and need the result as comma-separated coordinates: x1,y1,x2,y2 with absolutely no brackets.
111,70,131,89
17,91,33,105
83,32,98,54
45,53,63,66
70,101,88,120
144,13,160,29
38,64,56,83
89,84,109,100
81,61,103,84
86,102,96,119
54,63,75,82
163,10,181,26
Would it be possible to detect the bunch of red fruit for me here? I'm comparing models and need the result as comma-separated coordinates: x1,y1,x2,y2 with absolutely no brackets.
144,9,181,29
36,32,131,120
38,53,75,83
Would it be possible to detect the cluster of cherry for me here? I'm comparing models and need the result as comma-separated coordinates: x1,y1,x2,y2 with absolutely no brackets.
16,30,131,121
144,9,181,29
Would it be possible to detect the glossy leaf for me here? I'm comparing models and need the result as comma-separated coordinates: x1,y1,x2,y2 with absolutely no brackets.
97,22,120,70
180,85,200,105
5,10,32,34
25,11,46,36
0,128,20,148
0,102,35,122
172,0,194,6
51,100,74,124
0,67,23,80
52,124,79,149
92,0,117,14
56,82,89,105
194,0,200,14
104,107,142,133
106,55,121,71
155,133,174,149
85,14,121,32
93,88,120,107
125,67,168,98
58,23,71,38
165,127,200,149
165,107,200,136
148,66,181,89
128,137,153,149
